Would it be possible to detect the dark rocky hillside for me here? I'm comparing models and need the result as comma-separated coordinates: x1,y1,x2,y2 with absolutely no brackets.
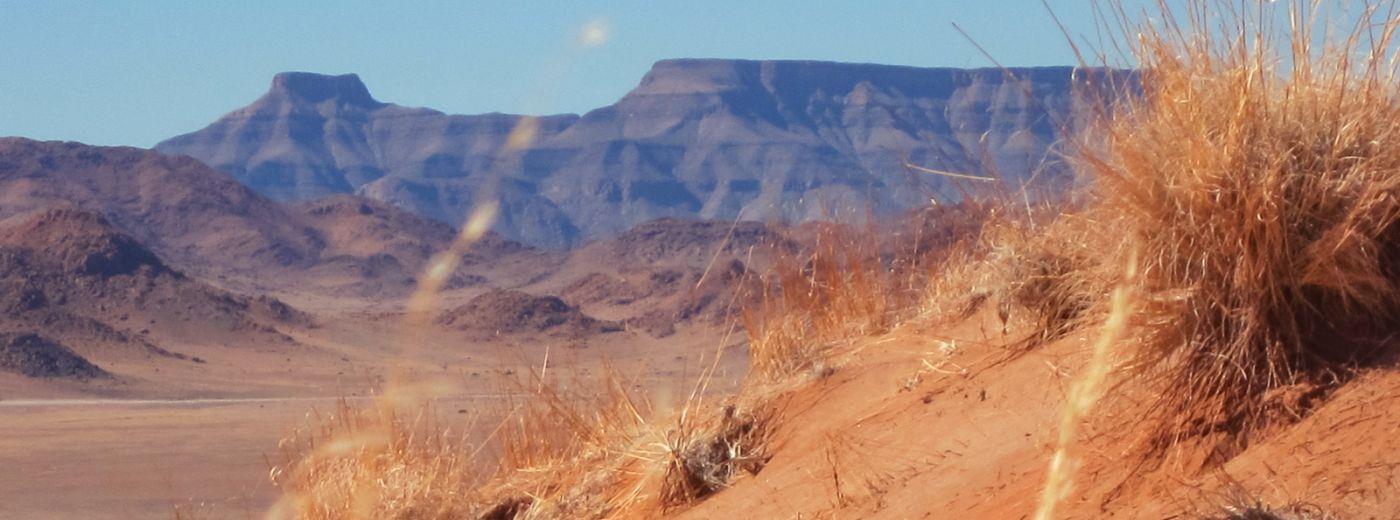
437,288,623,339
0,208,305,363
0,333,108,379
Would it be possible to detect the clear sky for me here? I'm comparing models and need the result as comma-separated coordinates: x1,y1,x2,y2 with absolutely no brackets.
0,1,1154,147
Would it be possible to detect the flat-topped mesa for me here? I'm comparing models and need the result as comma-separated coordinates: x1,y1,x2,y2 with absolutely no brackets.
266,72,381,107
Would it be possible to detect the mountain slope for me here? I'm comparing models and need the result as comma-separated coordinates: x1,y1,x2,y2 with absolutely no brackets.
290,194,535,295
157,61,1117,247
0,137,321,272
0,138,527,296
0,209,305,372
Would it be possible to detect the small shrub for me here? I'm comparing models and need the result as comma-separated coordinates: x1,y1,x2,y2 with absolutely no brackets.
657,404,774,507
1201,489,1334,520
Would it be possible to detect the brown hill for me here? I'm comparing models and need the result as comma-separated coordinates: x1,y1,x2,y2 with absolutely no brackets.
291,195,531,295
0,138,530,298
581,217,790,269
436,288,622,339
541,218,790,336
0,208,305,372
295,195,458,263
0,137,320,273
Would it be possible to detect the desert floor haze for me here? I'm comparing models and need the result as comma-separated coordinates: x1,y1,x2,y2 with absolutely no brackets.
5,1,1400,519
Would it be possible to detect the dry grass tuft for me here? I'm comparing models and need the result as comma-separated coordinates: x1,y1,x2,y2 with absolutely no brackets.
266,373,658,519
267,368,777,519
1078,0,1400,451
267,398,482,519
742,223,908,380
743,209,989,381
476,372,654,518
1199,487,1336,520
985,212,1109,346
915,203,1115,358
655,403,774,507
1204,501,1333,520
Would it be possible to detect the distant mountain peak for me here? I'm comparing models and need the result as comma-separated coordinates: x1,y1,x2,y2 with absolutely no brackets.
267,72,380,106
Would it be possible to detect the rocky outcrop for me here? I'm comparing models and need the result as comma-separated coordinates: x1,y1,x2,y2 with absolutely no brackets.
437,289,622,338
0,208,307,360
0,333,108,379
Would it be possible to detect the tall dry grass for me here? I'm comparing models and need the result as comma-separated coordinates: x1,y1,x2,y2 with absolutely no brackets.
266,369,776,519
1079,0,1400,450
267,399,483,519
741,224,898,380
743,206,992,381
265,373,649,519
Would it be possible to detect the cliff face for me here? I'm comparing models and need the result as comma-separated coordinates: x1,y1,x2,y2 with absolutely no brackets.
157,61,1113,247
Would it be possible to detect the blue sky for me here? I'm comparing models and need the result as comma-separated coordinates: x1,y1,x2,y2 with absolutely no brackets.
0,1,1153,147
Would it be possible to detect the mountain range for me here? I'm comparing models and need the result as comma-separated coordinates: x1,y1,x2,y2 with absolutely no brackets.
0,59,1119,384
0,137,782,384
156,60,1115,247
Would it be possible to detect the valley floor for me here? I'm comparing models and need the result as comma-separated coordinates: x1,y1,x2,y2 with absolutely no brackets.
2,399,333,519
0,305,744,519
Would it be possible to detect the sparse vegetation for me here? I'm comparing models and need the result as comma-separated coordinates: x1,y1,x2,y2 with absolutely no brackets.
742,224,902,381
267,398,481,518
743,203,995,382
268,366,777,519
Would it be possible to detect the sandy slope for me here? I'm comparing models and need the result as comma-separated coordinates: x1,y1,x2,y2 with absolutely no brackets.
672,309,1400,518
